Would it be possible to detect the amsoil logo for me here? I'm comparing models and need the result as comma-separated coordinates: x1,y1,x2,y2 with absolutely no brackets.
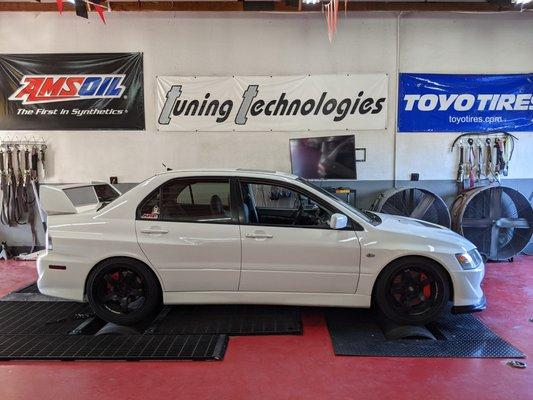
9,75,126,105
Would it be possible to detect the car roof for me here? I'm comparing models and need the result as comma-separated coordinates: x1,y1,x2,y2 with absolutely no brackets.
155,168,299,180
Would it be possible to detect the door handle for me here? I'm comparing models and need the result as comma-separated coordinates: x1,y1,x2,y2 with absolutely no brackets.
141,229,169,234
245,233,273,239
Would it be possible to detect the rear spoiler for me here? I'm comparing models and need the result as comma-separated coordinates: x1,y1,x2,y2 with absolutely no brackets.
40,182,122,215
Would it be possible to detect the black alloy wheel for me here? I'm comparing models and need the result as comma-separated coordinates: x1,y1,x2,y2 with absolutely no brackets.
374,258,450,325
98,268,146,314
87,259,161,326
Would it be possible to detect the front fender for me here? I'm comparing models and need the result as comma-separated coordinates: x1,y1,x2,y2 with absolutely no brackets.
356,230,462,299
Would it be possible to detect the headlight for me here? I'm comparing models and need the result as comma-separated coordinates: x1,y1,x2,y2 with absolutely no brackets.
455,249,483,270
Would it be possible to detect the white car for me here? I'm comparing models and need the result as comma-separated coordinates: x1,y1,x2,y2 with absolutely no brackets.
37,169,486,326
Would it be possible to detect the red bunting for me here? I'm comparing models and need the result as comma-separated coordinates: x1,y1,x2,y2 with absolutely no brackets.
94,4,106,24
323,0,348,42
54,0,107,24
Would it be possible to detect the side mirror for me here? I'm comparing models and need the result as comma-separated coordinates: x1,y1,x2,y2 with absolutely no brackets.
329,213,348,230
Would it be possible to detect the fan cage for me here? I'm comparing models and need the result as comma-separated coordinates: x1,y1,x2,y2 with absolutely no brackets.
371,187,451,228
451,185,533,261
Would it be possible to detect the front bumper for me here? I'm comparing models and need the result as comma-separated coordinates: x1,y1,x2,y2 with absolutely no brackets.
452,294,487,314
449,261,485,311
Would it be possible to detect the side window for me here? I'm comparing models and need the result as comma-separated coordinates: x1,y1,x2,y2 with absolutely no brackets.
241,182,333,228
139,190,160,220
176,186,192,204
138,179,232,223
249,184,299,209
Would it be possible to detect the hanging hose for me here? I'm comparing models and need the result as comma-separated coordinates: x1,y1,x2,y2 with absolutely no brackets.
0,142,46,253
31,146,39,181
6,147,20,227
15,147,27,219
0,150,8,225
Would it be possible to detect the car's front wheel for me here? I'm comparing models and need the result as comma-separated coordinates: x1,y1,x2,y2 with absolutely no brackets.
86,258,161,326
374,257,450,325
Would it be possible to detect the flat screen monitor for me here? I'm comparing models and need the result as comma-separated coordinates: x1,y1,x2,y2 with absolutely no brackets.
289,135,356,180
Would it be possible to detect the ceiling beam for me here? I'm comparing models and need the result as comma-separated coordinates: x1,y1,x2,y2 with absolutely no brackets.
0,1,527,12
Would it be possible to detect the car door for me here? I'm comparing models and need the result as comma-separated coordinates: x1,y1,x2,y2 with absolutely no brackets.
238,179,361,294
136,177,242,292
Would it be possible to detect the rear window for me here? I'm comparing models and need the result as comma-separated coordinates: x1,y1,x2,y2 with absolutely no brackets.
64,186,99,207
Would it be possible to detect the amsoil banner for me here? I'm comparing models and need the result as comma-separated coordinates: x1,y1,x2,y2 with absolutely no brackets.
0,53,145,130
398,73,533,133
156,74,388,131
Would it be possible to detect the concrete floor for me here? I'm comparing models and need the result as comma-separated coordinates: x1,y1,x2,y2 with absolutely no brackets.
0,257,531,400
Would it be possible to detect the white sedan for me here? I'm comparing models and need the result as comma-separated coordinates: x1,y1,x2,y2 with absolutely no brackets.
37,169,486,326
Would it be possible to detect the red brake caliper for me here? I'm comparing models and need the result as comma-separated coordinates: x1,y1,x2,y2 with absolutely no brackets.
107,272,120,291
421,273,431,298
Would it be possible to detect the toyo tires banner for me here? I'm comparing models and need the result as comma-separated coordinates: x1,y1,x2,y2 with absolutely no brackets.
0,53,145,130
156,74,388,131
398,73,533,133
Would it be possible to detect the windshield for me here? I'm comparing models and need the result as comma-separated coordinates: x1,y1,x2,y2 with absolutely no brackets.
297,178,380,225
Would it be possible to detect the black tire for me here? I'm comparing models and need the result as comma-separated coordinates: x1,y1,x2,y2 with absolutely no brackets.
374,257,450,325
86,258,161,326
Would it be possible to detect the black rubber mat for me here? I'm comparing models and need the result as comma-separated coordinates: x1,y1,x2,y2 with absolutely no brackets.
1,282,68,302
0,301,228,361
0,333,228,361
15,282,39,294
0,301,95,335
146,305,302,335
325,309,525,358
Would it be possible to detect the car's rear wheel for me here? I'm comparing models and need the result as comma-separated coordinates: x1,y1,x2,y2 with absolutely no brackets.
86,259,161,326
374,257,450,325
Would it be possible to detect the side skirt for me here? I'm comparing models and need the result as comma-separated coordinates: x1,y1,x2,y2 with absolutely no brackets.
163,291,372,308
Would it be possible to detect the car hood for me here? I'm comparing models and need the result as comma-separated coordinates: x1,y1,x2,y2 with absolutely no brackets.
371,212,476,252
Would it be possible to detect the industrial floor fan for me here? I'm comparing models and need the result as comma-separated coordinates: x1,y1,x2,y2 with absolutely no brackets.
451,185,533,261
371,187,451,228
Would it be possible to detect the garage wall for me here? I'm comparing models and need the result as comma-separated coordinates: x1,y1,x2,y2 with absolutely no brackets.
0,10,532,247
0,11,399,183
